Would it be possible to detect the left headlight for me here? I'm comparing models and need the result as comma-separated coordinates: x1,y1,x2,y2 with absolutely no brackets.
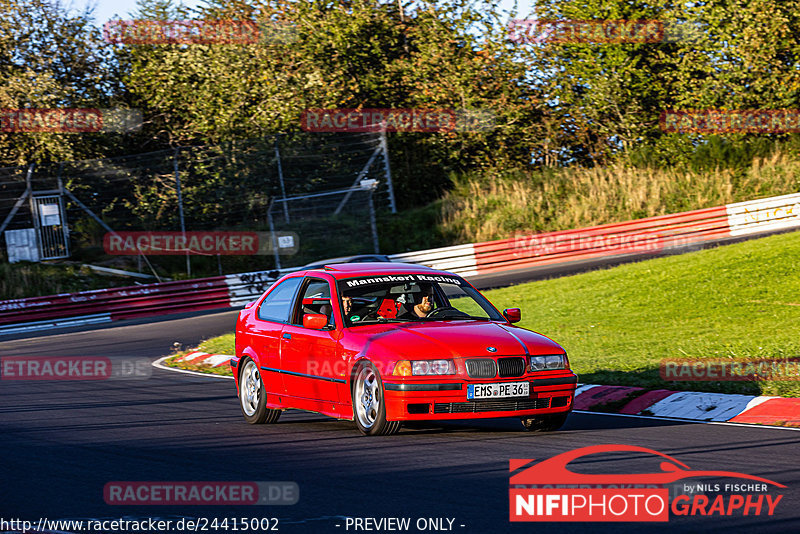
393,359,455,376
530,353,568,371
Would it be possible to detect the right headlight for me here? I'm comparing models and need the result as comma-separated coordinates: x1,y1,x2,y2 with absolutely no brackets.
530,353,568,371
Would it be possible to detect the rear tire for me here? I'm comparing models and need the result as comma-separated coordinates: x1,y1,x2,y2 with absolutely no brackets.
521,412,569,432
352,362,400,436
239,358,281,424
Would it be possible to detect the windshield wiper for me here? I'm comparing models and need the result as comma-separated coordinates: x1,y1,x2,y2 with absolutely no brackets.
354,317,411,324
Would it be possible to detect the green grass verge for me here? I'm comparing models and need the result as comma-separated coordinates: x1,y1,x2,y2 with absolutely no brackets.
488,230,800,397
162,231,800,397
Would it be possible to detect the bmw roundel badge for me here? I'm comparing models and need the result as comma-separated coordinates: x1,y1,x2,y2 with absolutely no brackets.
486,346,497,352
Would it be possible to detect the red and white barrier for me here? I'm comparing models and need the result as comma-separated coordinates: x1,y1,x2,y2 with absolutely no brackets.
0,278,231,334
726,192,800,236
389,243,478,276
2,192,799,335
391,191,800,275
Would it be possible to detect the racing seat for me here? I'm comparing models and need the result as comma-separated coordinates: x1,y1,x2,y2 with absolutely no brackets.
301,298,332,326
319,303,333,327
377,298,398,319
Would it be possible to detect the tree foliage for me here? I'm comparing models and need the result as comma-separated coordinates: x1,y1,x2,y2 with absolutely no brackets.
0,0,125,164
3,0,800,195
118,0,544,205
527,0,800,167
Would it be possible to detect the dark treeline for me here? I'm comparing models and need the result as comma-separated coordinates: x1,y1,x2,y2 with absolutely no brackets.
2,0,800,210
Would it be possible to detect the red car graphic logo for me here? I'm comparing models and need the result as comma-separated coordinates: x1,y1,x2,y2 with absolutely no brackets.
510,444,786,487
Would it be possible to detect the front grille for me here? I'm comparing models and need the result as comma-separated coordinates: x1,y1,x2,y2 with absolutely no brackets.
498,357,526,378
433,398,550,414
466,358,496,378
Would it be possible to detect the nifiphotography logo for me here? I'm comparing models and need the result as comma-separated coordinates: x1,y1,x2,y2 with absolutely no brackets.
509,445,785,522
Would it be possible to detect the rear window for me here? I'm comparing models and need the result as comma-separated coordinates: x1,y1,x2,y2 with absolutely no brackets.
257,277,301,322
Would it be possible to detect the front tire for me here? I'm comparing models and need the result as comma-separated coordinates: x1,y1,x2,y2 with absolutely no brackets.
521,412,569,432
239,358,281,424
352,362,400,436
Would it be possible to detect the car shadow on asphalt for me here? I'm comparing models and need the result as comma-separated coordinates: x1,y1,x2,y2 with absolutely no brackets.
398,410,738,434
259,408,723,435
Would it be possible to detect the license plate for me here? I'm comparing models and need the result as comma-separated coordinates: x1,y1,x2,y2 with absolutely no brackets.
467,381,529,399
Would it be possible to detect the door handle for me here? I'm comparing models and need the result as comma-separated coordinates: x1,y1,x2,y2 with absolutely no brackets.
282,333,292,340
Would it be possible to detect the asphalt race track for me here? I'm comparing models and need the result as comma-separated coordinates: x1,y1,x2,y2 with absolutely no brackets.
2,310,799,534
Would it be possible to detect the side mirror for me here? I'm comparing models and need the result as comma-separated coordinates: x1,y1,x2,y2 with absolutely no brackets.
503,308,521,323
244,301,256,309
303,313,329,330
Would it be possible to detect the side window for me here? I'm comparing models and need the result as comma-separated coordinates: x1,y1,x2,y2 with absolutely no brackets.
257,277,302,323
303,280,331,300
293,278,334,327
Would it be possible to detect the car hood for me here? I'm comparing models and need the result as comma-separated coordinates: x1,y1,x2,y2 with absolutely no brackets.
345,321,564,359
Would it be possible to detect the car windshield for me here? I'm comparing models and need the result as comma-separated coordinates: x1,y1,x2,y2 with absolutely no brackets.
337,274,504,326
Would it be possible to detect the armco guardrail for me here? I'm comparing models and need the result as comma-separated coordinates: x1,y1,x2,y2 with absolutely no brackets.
389,205,732,276
0,269,295,335
389,192,800,275
1,192,798,335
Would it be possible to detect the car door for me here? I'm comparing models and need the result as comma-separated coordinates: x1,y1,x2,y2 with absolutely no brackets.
280,276,344,402
250,276,302,395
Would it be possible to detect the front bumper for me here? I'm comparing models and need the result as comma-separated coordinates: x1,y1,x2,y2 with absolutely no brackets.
382,372,577,421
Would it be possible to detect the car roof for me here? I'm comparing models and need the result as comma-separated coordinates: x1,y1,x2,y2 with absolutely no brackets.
298,261,457,280
300,254,390,269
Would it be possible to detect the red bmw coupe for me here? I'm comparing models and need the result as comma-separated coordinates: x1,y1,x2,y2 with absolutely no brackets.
232,263,577,435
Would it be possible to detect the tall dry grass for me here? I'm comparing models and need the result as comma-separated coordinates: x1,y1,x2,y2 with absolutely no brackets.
440,151,800,242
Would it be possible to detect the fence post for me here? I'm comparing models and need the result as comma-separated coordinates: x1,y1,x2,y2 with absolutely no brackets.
267,198,281,270
379,128,397,213
275,135,290,223
56,163,70,258
174,147,190,277
25,163,43,259
369,188,380,254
